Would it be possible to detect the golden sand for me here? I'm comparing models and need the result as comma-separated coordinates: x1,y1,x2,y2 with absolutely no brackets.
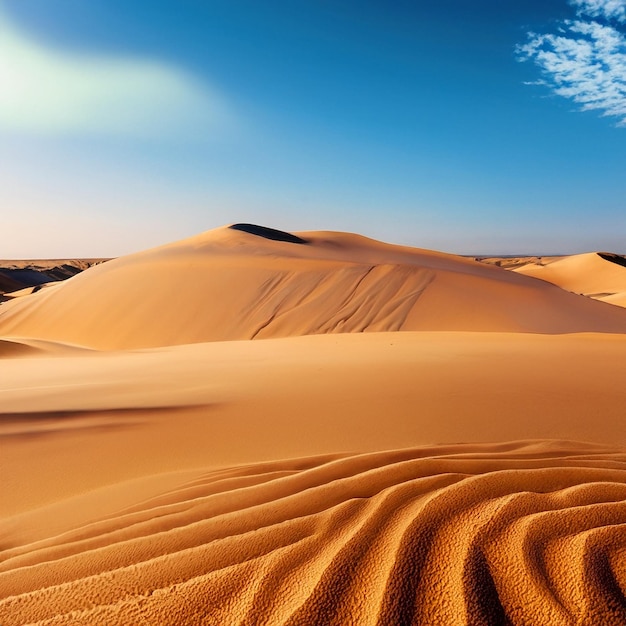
2,225,626,624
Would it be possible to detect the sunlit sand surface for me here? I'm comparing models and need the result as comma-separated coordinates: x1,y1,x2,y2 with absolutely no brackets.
2,225,626,624
513,252,626,309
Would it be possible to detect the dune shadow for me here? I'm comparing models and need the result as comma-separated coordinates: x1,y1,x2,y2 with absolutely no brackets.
0,404,212,440
598,253,626,269
0,339,43,358
463,546,510,625
229,223,309,244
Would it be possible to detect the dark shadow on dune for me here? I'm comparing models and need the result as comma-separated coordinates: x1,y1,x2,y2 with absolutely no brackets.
598,253,626,269
229,223,309,244
464,546,510,626
0,340,42,358
0,405,213,439
586,549,626,619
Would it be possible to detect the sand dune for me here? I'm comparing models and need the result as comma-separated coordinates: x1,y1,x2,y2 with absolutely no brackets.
2,441,626,625
475,254,565,270
514,252,626,308
2,225,626,349
2,226,626,624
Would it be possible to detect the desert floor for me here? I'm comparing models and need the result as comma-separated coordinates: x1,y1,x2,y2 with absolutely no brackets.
2,224,626,625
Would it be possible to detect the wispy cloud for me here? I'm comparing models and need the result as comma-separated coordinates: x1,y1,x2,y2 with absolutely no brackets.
571,0,626,22
0,5,230,138
518,1,626,125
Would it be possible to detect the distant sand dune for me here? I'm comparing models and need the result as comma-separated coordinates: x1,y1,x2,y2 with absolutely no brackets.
0,260,107,303
515,252,626,308
1,226,626,349
1,441,625,625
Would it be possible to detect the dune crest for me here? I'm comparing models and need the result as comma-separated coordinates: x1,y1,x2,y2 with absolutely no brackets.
228,223,310,244
2,225,626,349
1,441,625,625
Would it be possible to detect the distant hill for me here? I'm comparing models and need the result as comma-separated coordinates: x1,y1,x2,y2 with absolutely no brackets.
0,259,109,302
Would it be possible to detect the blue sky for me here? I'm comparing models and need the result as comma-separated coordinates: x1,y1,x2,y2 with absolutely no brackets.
1,0,625,257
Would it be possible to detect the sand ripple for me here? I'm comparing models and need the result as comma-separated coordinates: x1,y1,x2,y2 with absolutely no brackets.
2,440,626,625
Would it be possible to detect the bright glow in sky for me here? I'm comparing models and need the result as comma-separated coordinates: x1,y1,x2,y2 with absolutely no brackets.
0,5,226,137
1,0,625,257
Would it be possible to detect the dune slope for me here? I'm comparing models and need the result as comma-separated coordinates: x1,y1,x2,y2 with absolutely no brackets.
2,441,626,626
2,225,626,348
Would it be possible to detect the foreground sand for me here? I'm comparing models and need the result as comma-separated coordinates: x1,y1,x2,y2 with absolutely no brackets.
2,226,626,624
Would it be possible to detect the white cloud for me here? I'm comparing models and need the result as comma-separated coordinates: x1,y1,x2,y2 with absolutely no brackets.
570,0,626,22
518,2,626,125
0,5,230,138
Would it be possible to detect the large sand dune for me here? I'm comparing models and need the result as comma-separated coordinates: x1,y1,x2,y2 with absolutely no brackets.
2,225,626,625
2,225,626,349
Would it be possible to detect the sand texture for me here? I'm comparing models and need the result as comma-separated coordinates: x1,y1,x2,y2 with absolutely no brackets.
2,225,626,625
3,441,626,626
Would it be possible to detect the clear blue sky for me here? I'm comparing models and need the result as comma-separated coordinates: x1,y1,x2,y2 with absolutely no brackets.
1,0,625,257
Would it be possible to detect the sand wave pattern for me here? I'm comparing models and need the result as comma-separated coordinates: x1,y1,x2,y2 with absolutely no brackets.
2,441,626,625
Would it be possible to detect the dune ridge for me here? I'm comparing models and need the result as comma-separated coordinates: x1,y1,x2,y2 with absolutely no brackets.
1,441,625,625
1,226,626,349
